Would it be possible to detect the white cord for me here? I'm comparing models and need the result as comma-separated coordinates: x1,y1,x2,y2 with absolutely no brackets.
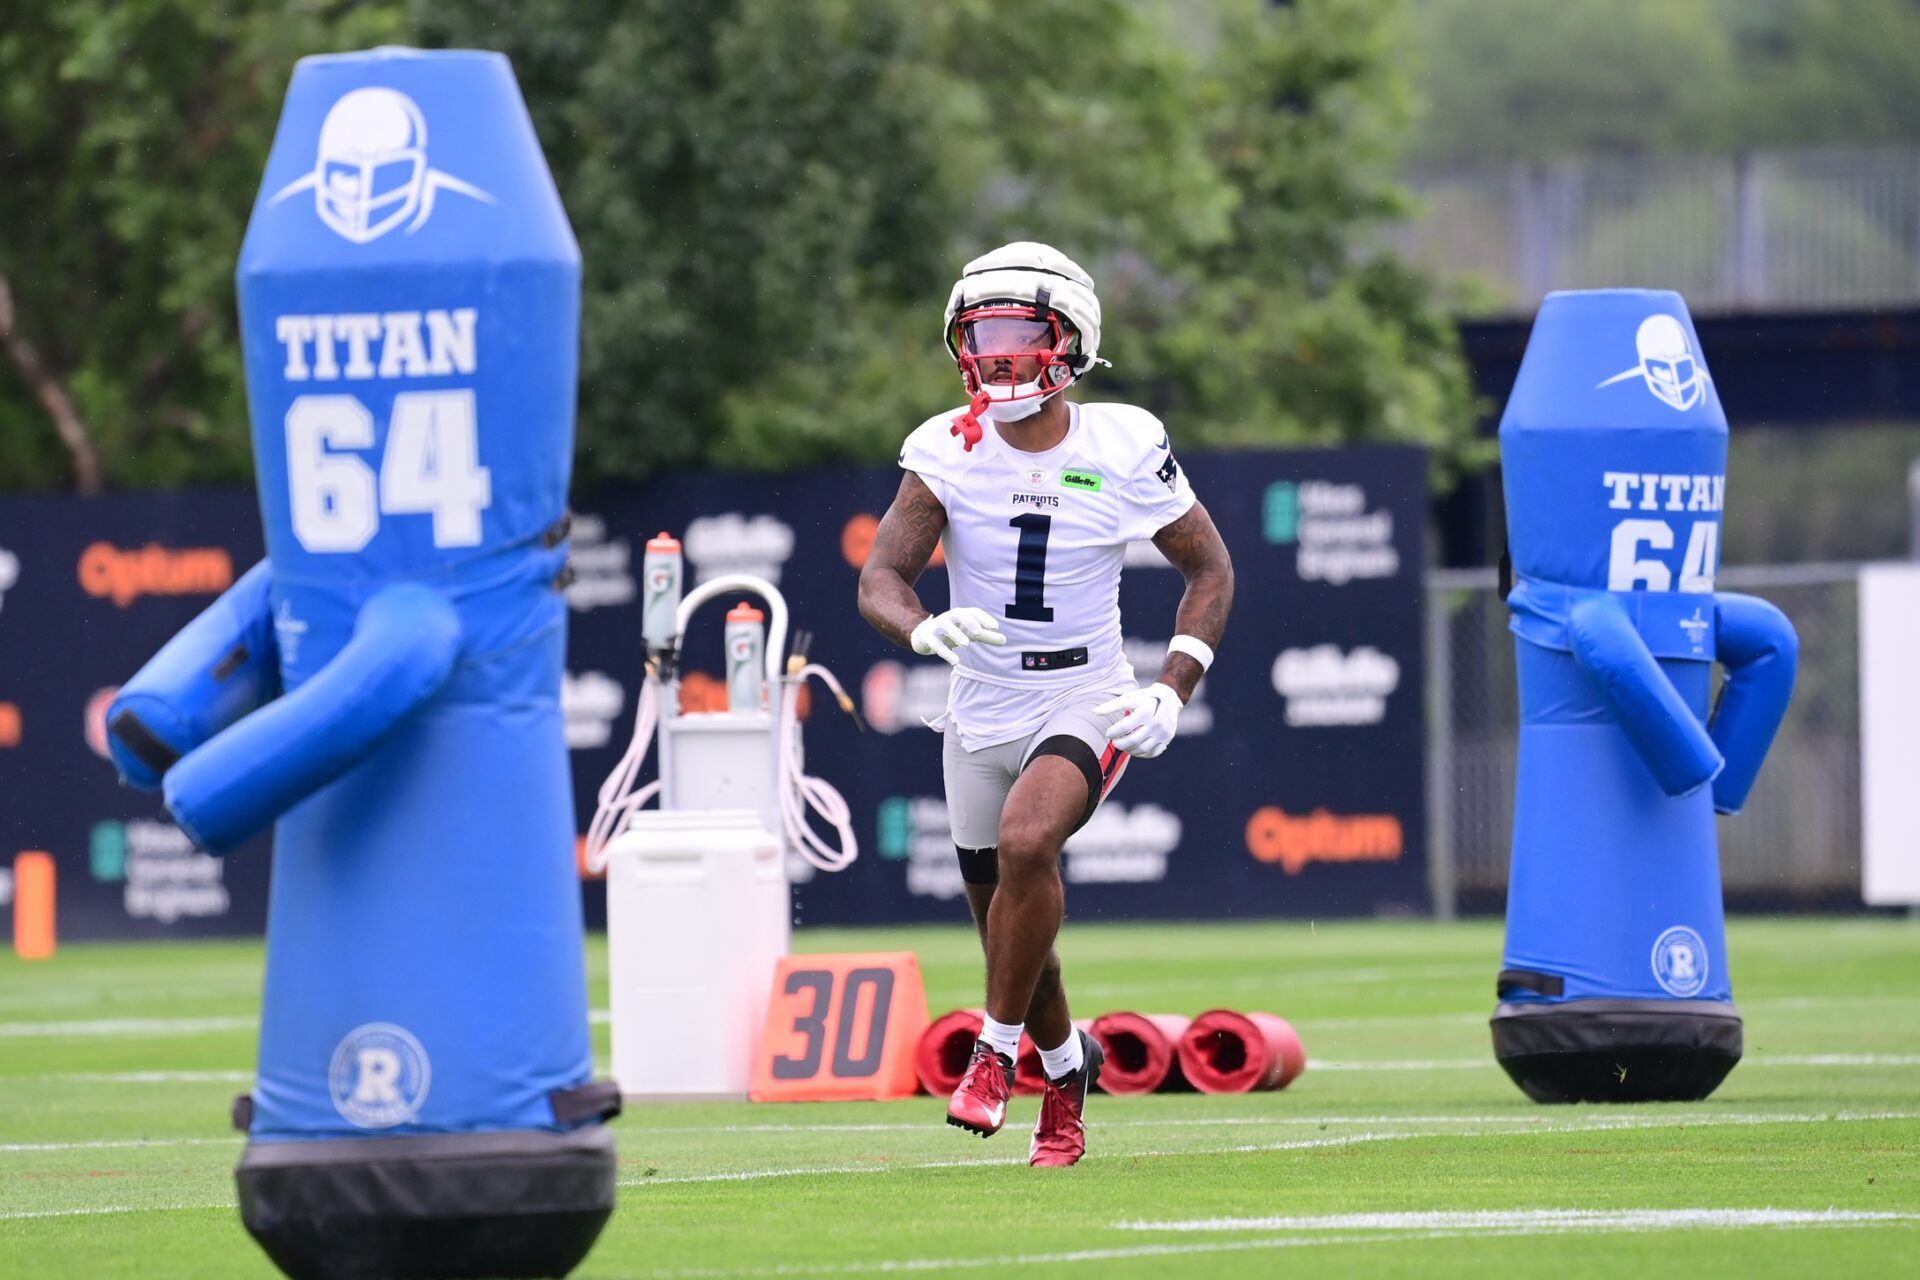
583,673,662,875
585,651,859,877
778,663,859,873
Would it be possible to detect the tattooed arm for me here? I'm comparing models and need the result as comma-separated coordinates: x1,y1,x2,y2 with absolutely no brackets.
1150,501,1234,702
859,471,949,649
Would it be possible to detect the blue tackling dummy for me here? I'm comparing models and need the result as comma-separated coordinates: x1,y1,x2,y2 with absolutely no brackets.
1492,289,1798,1103
105,48,616,1279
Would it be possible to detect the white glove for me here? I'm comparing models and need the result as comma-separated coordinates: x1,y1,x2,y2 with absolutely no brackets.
1094,682,1183,759
910,607,1007,666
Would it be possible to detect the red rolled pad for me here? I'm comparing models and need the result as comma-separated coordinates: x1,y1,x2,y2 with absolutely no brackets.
914,1008,984,1096
1014,1018,1092,1095
1089,1013,1193,1095
1177,1010,1307,1094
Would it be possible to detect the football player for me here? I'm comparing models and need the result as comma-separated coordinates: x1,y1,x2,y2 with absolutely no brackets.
858,242,1234,1166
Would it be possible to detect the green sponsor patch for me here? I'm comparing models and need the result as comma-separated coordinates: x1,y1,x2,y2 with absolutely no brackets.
1061,469,1103,493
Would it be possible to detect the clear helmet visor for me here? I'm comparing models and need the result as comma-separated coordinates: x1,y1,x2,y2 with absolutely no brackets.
952,306,1075,402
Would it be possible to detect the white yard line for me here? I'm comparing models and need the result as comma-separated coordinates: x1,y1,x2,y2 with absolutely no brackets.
0,1202,232,1222
1309,1054,1920,1071
616,1111,1920,1188
0,1137,239,1154
15,1071,253,1084
635,1211,1917,1278
7,1111,1918,1224
1070,963,1486,1000
7,1109,1917,1156
19,1052,1912,1092
1117,1207,1920,1233
0,1016,255,1039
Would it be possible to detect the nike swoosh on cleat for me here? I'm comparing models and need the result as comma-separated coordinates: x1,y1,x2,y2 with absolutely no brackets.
986,1102,1005,1127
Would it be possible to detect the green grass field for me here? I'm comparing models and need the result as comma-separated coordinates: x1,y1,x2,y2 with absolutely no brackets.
2,917,1917,1277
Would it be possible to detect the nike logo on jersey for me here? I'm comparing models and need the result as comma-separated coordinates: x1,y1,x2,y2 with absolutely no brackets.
1155,434,1169,449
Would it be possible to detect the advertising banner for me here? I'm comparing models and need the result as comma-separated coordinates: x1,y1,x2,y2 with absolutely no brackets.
1,444,1426,940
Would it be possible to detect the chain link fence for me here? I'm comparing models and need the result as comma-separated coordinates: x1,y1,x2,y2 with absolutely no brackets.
1395,148,1920,316
1426,564,1863,916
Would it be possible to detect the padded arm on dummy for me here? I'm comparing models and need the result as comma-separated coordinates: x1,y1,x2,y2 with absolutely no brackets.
1708,592,1799,816
1567,591,1725,798
163,583,462,852
107,561,278,791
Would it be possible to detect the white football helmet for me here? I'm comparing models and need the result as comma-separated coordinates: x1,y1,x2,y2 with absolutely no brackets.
943,242,1103,424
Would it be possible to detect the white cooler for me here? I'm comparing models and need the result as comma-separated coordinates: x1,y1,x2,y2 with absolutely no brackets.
605,808,790,1098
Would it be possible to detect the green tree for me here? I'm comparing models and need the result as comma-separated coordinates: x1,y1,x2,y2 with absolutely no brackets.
1406,0,1739,164
1135,0,1484,474
0,0,408,491
2,0,1479,491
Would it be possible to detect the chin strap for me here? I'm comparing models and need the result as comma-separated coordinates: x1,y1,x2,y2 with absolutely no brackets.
950,388,991,451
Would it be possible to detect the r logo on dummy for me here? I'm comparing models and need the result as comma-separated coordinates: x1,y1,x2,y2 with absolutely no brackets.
1651,926,1709,998
329,1022,432,1128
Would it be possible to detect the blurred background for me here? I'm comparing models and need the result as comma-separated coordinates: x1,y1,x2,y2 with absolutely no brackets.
3,0,1918,940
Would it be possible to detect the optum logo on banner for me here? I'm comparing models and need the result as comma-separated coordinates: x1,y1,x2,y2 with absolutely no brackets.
77,543,234,608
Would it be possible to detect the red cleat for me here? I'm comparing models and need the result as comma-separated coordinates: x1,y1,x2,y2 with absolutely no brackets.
1029,1030,1104,1168
946,1041,1015,1137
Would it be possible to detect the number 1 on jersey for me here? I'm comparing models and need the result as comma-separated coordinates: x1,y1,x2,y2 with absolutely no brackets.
1006,513,1054,623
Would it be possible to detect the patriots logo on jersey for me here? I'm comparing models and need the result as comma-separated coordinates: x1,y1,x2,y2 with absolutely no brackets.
1155,451,1181,492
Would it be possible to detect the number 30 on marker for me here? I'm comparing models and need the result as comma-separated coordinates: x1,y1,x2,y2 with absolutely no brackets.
750,953,929,1102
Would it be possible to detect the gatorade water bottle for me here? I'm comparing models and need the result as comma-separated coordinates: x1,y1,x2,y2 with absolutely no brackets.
725,603,766,713
642,533,683,657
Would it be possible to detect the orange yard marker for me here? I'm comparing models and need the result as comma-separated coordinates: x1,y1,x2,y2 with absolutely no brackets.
750,953,929,1102
13,852,56,960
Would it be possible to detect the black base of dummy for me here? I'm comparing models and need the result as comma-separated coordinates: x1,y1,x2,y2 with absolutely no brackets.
1491,998,1743,1104
236,1125,616,1280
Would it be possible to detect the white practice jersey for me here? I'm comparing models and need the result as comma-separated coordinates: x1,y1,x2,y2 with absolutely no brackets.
899,400,1196,750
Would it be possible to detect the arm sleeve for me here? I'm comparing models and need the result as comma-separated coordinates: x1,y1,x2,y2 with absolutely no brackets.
1118,433,1196,543
1566,590,1724,798
162,583,462,852
1708,591,1798,816
106,560,278,791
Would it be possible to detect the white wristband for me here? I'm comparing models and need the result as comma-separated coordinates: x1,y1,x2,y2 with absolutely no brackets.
1168,634,1215,671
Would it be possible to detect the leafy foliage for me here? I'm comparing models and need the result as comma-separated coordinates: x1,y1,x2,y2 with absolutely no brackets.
1,0,1477,490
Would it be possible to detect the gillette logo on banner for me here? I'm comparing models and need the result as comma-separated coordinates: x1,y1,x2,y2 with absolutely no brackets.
685,514,795,585
562,671,625,750
1270,644,1401,727
1062,803,1180,887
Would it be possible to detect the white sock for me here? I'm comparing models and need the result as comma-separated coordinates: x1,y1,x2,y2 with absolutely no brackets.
977,1015,1023,1063
1039,1031,1085,1081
